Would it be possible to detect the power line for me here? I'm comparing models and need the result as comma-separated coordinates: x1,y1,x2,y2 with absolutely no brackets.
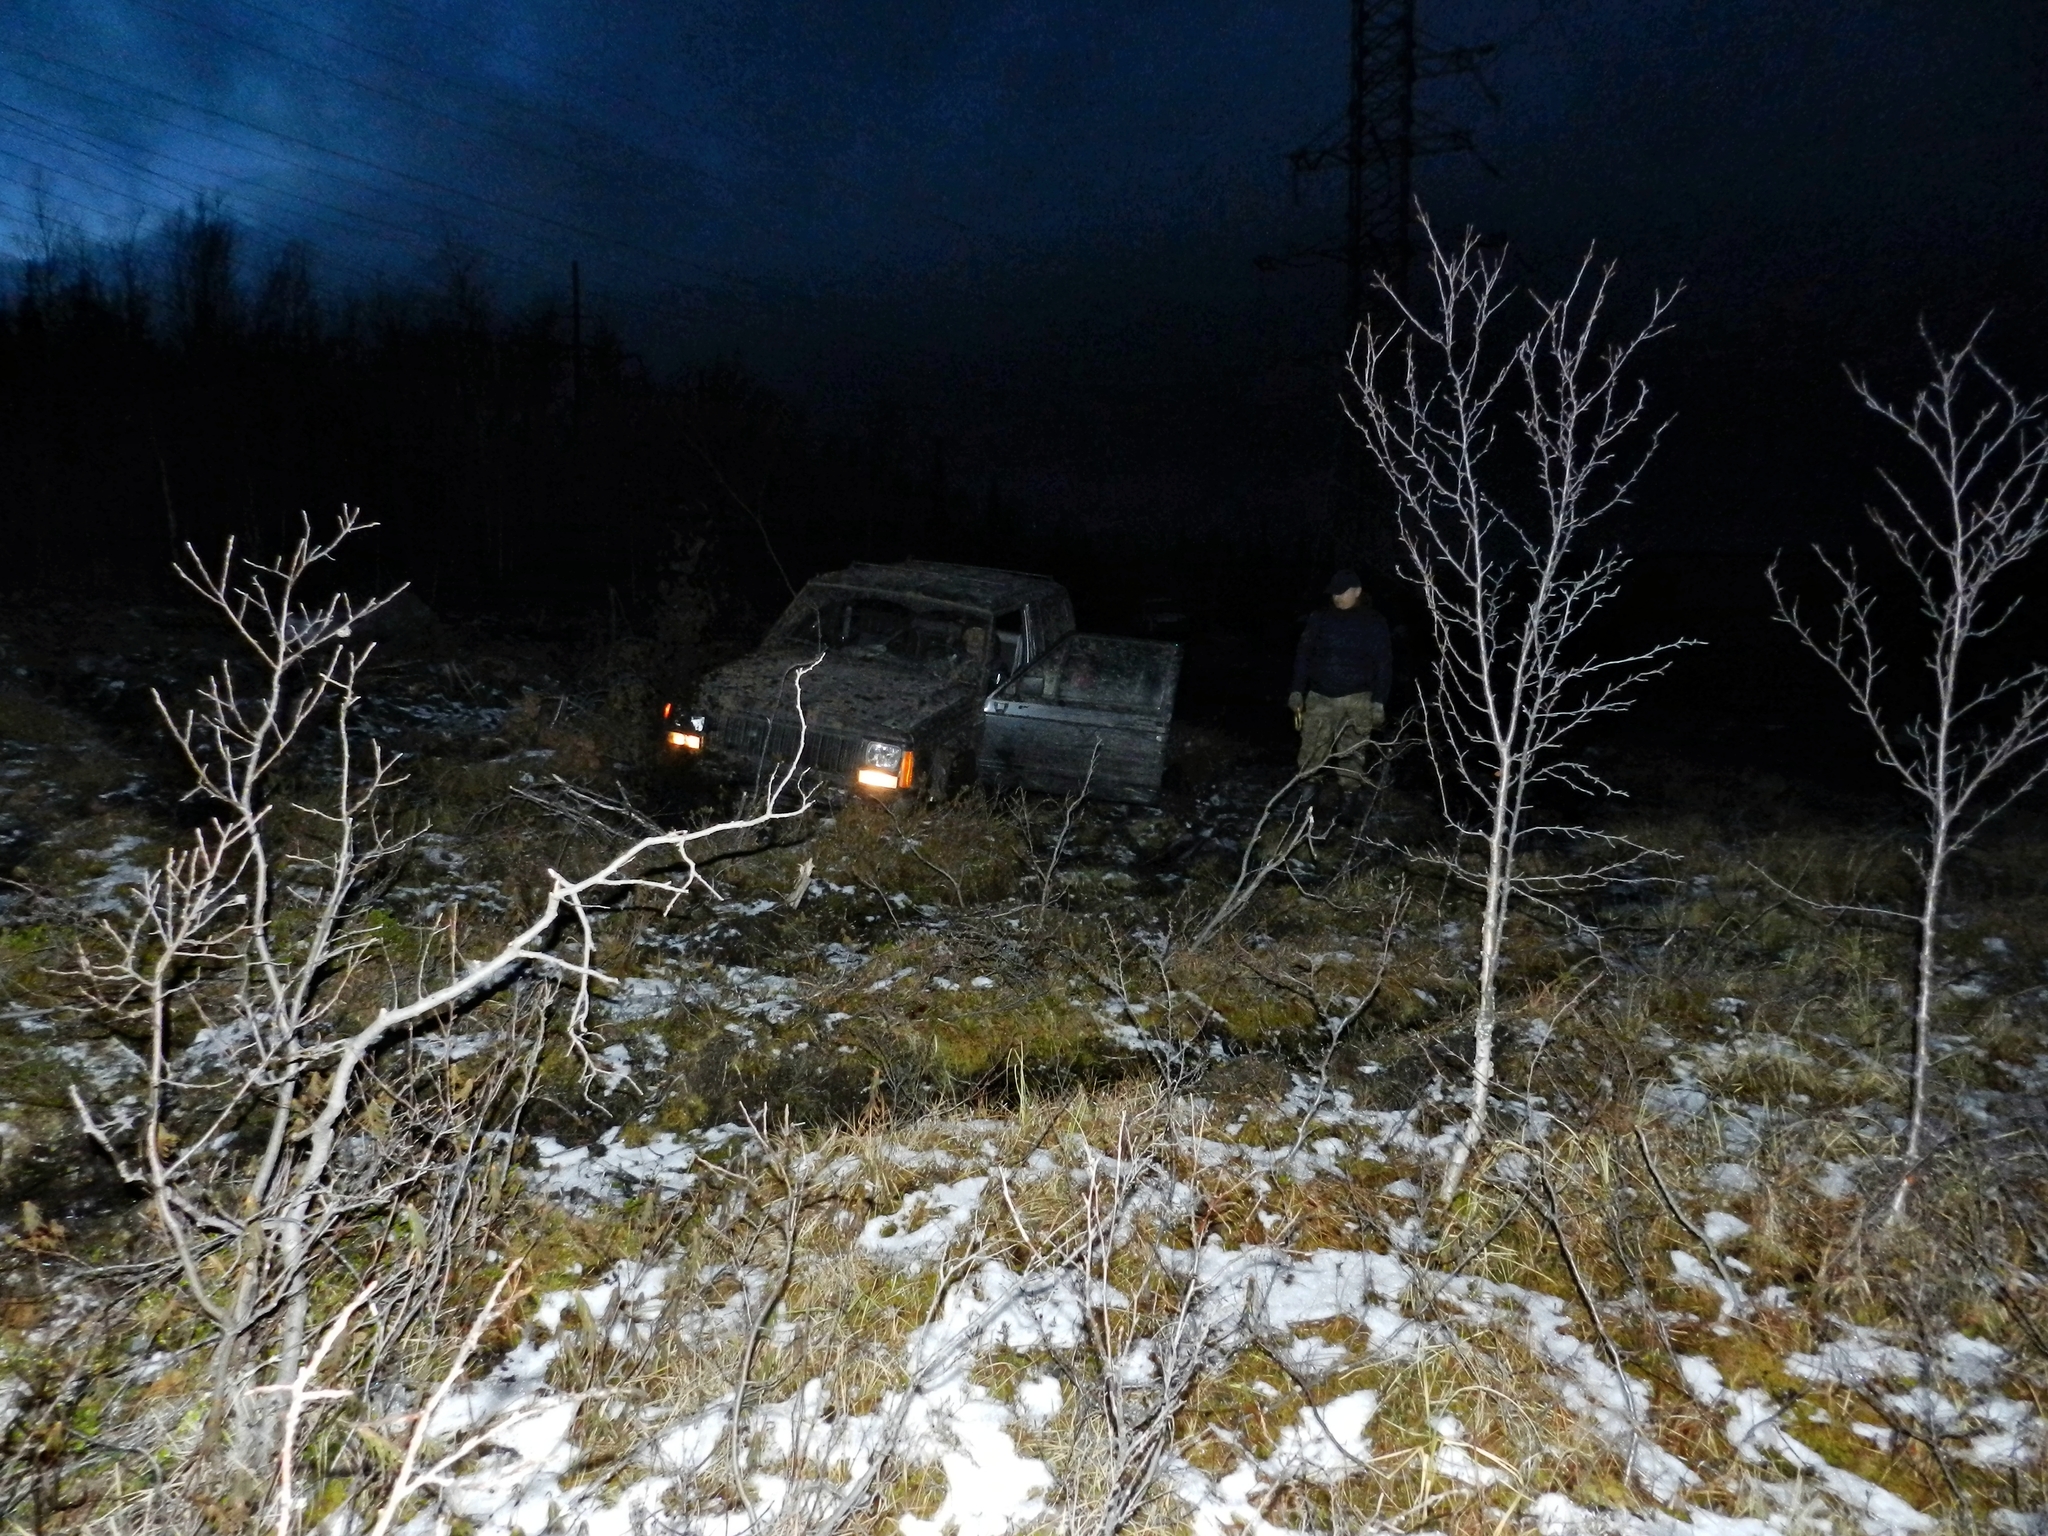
121,0,780,239
71,0,1011,282
0,73,633,308
0,55,859,341
2,38,1009,344
0,172,410,301
1,144,405,298
2,102,745,346
158,0,1027,302
3,43,769,299
4,103,443,259
347,0,992,243
0,97,695,325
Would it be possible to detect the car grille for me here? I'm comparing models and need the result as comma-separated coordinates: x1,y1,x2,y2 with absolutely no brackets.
707,711,866,779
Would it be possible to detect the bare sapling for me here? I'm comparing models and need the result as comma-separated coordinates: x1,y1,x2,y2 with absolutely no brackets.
1770,323,2048,1204
67,511,813,1515
1346,217,1684,1202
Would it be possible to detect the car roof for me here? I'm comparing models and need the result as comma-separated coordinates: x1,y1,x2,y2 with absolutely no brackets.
808,560,1065,612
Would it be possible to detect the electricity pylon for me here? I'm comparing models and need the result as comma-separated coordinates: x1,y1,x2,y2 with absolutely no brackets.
1257,0,1492,577
1261,0,1492,330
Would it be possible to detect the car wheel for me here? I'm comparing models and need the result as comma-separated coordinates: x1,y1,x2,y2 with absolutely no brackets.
924,746,974,803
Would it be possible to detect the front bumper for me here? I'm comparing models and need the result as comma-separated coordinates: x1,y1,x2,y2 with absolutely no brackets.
674,712,916,793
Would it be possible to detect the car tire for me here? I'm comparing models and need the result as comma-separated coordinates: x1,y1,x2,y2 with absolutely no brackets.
924,747,972,803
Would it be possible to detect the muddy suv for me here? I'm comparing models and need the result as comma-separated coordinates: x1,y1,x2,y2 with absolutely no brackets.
665,561,1180,802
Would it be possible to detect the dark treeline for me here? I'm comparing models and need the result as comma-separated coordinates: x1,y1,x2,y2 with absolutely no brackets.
0,208,1168,630
11,207,2048,776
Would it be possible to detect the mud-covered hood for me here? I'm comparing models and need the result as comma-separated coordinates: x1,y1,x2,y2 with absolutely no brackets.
697,648,978,737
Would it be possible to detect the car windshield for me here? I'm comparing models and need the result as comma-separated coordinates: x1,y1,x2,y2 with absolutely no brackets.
775,595,985,671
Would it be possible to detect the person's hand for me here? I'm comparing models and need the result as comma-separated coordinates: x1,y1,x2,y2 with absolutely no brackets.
1287,692,1304,731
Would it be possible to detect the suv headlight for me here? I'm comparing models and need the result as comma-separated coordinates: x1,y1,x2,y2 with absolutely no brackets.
855,739,914,790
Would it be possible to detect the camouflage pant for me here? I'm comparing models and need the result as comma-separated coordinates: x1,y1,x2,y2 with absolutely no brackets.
1296,690,1384,779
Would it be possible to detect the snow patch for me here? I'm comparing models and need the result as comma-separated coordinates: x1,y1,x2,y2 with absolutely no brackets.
858,1176,989,1268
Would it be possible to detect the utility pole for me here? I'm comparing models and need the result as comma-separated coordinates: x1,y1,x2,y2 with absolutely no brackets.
1261,0,1490,331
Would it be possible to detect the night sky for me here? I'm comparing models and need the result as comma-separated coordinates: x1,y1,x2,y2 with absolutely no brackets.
5,1,2047,549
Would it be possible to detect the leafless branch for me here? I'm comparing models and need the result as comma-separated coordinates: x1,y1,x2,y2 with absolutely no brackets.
1770,321,2048,1203
1345,213,1686,1201
66,512,816,1484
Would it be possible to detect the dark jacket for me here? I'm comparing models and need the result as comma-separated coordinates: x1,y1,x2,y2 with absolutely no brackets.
1292,602,1392,701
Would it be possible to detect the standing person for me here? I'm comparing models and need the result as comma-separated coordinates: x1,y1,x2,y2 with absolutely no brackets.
1288,570,1392,793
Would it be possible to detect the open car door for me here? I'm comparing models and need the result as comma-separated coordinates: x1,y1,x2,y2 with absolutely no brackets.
978,634,1181,802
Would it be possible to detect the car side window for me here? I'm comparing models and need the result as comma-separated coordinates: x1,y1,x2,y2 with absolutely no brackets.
1027,595,1075,658
991,609,1025,685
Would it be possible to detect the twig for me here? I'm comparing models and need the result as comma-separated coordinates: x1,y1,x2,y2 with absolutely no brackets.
365,1263,522,1536
1536,1163,1636,1421
1743,858,1914,926
1030,750,1097,931
1632,1125,1740,1298
1191,767,1321,947
265,1281,377,1536
724,1113,808,1521
905,842,966,908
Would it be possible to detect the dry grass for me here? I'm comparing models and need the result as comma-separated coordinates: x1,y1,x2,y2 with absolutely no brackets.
2,620,2046,1531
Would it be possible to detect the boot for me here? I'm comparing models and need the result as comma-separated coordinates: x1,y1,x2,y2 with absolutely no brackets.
1310,777,1343,820
1338,782,1369,827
